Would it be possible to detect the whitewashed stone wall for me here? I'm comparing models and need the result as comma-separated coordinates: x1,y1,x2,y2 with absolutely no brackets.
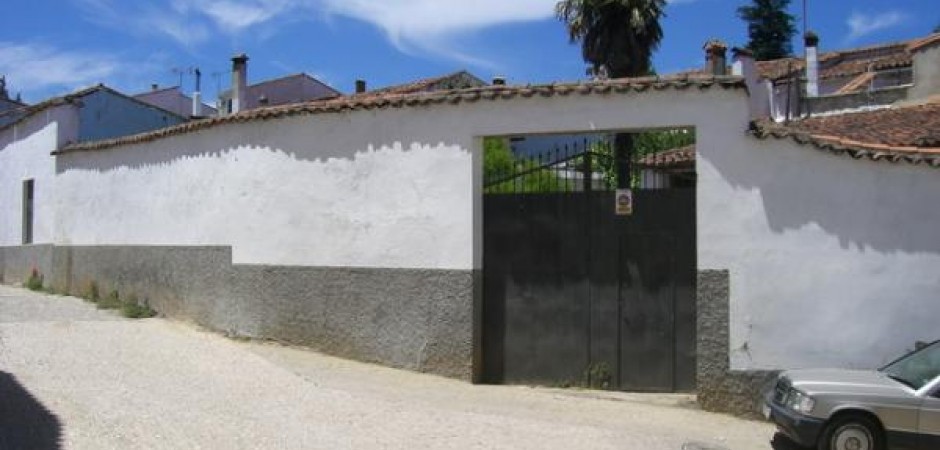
698,134,940,371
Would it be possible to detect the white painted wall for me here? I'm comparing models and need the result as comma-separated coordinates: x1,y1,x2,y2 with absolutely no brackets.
0,107,74,246
698,133,940,371
55,87,747,271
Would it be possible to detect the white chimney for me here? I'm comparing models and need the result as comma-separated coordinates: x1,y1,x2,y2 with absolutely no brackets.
805,32,820,97
231,53,249,113
732,47,772,119
192,68,203,117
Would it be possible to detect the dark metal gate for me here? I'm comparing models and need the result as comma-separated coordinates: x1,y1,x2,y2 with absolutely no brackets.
482,143,696,392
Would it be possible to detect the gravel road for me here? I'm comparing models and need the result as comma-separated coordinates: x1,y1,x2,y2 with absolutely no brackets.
0,285,784,450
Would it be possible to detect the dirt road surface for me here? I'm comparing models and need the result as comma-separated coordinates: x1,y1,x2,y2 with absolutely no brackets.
0,285,784,449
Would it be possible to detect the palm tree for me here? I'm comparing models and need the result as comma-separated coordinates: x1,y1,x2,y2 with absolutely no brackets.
556,0,666,78
556,0,667,188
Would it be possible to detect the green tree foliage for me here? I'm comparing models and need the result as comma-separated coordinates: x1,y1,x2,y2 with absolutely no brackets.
737,0,797,61
555,0,667,78
483,137,515,182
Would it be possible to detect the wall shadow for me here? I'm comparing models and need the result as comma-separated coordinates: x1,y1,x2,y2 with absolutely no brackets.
0,371,62,450
704,136,940,255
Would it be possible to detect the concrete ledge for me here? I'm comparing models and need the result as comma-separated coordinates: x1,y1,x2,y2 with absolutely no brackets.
0,245,474,381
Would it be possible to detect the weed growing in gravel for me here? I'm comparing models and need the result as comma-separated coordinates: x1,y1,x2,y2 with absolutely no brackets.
97,289,122,310
120,294,156,319
82,280,100,302
25,268,44,291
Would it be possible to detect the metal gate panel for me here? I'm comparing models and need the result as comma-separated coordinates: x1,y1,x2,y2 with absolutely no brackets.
482,181,696,392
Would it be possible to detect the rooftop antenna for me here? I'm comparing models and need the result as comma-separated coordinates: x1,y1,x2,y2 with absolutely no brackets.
171,67,196,89
211,71,223,96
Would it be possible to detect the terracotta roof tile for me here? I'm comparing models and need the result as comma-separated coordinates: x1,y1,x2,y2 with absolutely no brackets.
636,145,695,168
56,75,745,155
751,101,940,167
755,39,915,82
908,33,940,52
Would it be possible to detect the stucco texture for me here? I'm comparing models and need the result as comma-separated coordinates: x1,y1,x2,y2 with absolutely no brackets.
696,270,776,418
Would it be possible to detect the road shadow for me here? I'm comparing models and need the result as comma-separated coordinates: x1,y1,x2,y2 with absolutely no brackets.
770,432,808,449
0,371,62,450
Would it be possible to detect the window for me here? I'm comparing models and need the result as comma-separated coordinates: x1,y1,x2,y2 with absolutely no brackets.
22,179,33,244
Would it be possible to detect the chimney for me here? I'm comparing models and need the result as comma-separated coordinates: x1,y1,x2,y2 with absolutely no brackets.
704,39,728,76
732,47,772,119
231,53,249,113
805,31,820,97
492,77,506,86
355,79,367,94
192,68,203,117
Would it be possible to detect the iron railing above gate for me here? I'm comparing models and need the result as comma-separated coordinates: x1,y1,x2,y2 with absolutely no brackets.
484,140,614,194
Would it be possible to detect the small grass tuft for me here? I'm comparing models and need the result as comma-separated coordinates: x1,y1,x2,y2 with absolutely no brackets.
97,289,122,310
25,268,44,291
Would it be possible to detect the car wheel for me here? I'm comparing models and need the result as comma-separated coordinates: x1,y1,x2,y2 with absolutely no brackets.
817,414,884,450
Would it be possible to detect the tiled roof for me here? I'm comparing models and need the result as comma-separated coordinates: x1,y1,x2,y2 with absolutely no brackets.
637,145,695,168
55,75,745,155
751,101,940,167
908,33,940,52
356,71,486,98
248,72,342,97
1,84,185,134
755,39,915,82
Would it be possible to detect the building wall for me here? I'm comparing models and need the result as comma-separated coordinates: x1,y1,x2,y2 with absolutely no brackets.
77,90,185,143
698,134,940,375
51,86,748,381
910,43,940,100
0,106,75,247
15,82,937,413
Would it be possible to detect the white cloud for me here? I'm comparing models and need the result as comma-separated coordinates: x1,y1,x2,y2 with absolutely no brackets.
846,10,908,42
184,0,301,31
73,0,211,47
0,42,123,99
318,0,557,66
73,0,300,46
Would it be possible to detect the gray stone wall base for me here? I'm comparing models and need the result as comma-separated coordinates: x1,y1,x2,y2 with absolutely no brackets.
0,245,55,285
0,245,473,381
697,269,778,419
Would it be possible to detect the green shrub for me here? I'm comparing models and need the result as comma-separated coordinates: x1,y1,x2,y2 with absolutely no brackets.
25,268,44,291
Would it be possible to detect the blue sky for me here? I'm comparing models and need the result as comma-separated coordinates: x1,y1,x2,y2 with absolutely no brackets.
1,0,936,103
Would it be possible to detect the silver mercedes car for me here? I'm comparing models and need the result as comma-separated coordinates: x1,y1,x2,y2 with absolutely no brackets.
764,340,940,450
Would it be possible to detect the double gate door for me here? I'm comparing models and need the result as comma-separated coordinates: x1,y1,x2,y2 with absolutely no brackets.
482,189,696,392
